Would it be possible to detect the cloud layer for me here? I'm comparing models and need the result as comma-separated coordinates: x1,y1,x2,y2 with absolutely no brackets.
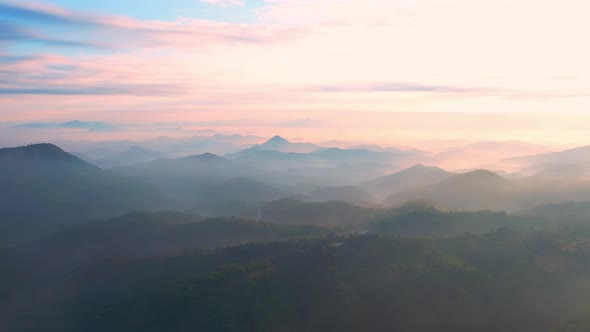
1,0,590,145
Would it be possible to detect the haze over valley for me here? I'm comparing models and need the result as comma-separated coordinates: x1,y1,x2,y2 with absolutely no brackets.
2,0,590,331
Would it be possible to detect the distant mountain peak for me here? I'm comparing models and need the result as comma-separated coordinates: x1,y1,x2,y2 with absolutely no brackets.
264,135,289,145
398,164,447,174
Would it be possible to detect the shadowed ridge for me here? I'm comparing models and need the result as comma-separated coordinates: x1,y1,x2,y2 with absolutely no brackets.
0,143,83,163
183,152,228,163
362,164,453,198
452,169,506,183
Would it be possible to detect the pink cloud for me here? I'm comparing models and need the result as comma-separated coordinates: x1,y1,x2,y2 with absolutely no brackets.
2,0,590,147
0,2,305,50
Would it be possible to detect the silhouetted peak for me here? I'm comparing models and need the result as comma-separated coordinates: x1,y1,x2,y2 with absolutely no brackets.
264,135,290,145
0,143,79,162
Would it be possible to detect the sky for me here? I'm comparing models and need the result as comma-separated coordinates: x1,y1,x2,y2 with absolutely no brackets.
1,0,589,147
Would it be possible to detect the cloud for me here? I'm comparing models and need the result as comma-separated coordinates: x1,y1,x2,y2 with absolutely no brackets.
1,0,590,146
276,118,323,127
0,2,96,26
0,22,106,49
14,120,119,132
0,1,303,51
13,122,57,129
0,22,40,40
199,0,245,7
310,82,496,94
60,120,119,132
0,54,38,64
0,84,184,96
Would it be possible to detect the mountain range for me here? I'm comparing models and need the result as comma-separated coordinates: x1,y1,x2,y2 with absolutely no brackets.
4,139,590,332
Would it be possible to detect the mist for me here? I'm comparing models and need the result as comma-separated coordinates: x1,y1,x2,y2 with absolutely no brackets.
3,0,590,330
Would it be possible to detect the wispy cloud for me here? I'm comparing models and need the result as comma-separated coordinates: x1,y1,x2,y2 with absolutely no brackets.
0,85,183,96
310,82,496,94
1,0,590,146
0,1,303,52
276,118,323,128
14,120,119,132
0,2,98,26
0,22,106,49
199,0,245,7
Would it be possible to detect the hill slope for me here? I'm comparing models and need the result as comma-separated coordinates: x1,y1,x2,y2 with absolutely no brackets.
362,164,453,198
9,230,590,332
306,185,376,205
517,201,590,221
370,204,541,237
505,145,590,166
386,169,590,212
15,211,332,277
0,144,170,243
260,198,380,226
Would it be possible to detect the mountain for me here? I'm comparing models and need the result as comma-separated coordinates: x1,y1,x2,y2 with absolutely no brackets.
311,147,408,165
202,177,286,202
227,147,418,177
347,144,426,154
140,134,259,156
305,185,376,205
225,135,319,158
386,169,590,212
55,134,262,160
532,163,590,179
10,229,590,332
386,170,515,211
248,135,319,153
517,201,590,221
260,198,380,226
15,211,331,277
0,246,26,302
191,177,289,218
114,155,293,209
370,205,540,237
424,140,552,171
118,145,417,193
115,152,233,178
92,146,167,168
113,152,237,206
505,145,590,166
362,164,454,198
0,144,170,243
